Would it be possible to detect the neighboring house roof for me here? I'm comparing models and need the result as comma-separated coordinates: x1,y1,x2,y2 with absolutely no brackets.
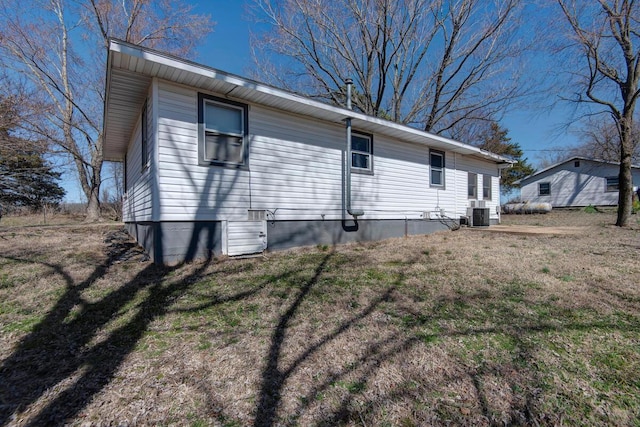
103,39,514,165
515,156,640,185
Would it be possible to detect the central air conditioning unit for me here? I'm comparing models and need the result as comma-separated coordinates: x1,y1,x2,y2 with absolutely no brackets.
466,207,490,227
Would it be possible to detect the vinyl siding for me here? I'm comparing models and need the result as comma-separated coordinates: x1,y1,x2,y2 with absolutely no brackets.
122,90,154,222
156,82,251,220
152,80,502,222
453,155,500,214
521,159,640,207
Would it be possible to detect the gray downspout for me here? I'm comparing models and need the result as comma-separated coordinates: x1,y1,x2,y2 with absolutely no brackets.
345,78,364,218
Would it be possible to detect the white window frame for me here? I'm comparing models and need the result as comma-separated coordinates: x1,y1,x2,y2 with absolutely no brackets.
483,174,492,200
539,182,551,196
198,93,249,168
468,172,478,199
430,150,445,188
351,131,373,174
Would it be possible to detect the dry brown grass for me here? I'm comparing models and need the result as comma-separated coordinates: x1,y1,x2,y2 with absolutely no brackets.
1,209,639,426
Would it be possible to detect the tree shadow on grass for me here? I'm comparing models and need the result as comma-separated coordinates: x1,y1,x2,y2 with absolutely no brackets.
0,235,290,426
253,252,418,427
252,248,640,426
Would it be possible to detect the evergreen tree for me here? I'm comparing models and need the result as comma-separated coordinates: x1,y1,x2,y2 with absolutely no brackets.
0,145,65,208
475,122,535,195
0,95,65,209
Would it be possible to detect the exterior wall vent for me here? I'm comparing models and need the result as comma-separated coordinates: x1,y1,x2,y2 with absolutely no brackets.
247,209,266,221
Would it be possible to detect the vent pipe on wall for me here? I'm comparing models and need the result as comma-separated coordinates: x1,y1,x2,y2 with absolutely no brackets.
345,78,364,218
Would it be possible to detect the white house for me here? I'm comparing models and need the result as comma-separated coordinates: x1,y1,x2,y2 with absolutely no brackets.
517,157,640,208
103,40,513,264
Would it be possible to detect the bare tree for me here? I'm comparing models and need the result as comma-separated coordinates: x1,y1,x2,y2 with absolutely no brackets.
249,0,529,139
0,0,212,221
573,117,640,164
556,0,640,226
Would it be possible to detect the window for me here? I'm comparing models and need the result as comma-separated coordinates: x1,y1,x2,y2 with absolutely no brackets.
605,176,619,192
351,132,373,173
430,150,445,187
483,174,492,200
574,160,580,167
141,100,149,170
468,172,477,199
539,182,551,196
198,93,248,167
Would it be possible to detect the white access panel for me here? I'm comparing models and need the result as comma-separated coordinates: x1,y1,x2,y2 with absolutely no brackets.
227,221,267,256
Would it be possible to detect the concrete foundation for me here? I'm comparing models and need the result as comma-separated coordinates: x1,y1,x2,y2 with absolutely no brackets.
126,219,454,264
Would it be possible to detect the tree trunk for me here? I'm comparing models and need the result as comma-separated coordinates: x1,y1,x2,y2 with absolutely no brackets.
85,187,101,222
616,120,634,226
84,149,103,223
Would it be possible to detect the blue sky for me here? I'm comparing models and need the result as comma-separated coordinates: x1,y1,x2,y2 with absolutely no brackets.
69,0,581,203
191,1,581,160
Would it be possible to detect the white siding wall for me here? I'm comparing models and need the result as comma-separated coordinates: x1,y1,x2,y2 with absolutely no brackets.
521,160,640,207
454,155,501,217
156,82,251,220
122,88,154,222
152,81,502,222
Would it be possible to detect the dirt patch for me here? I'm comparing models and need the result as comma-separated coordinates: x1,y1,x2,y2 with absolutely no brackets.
104,229,149,263
478,225,586,235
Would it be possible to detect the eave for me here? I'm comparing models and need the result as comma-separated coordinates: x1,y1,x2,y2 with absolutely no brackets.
104,39,514,165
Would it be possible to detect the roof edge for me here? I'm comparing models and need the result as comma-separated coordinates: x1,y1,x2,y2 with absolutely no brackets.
106,38,514,164
515,156,640,185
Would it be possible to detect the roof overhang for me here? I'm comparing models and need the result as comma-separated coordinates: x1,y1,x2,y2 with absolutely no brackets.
514,156,640,185
104,39,515,164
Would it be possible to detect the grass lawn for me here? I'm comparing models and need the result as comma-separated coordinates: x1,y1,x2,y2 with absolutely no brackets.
0,210,639,426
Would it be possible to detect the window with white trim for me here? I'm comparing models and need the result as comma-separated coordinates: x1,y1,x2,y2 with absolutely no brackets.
605,176,619,192
539,182,551,196
198,93,248,167
430,150,445,187
351,132,373,173
483,174,492,200
468,172,477,199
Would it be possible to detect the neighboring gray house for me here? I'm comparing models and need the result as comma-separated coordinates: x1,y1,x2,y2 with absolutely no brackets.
517,157,640,208
103,40,513,264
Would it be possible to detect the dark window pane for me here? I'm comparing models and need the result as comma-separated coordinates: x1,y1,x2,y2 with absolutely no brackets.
431,169,442,186
352,152,369,169
431,153,443,168
468,172,477,198
352,135,370,153
539,183,550,195
606,177,619,192
483,175,491,199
